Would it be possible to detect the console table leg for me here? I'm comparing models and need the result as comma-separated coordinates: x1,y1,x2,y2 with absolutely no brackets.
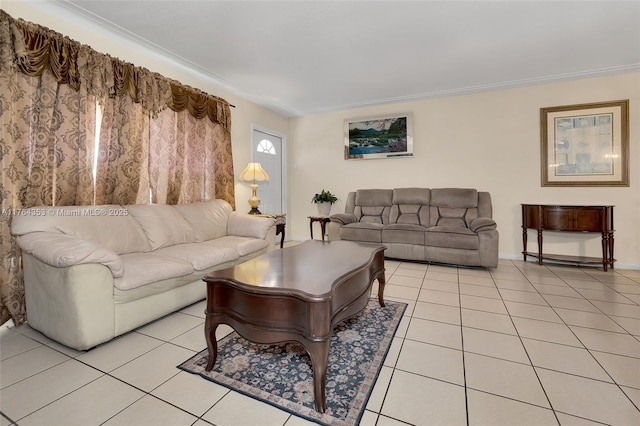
537,230,544,265
306,339,330,413
602,233,608,272
205,322,219,371
609,232,615,270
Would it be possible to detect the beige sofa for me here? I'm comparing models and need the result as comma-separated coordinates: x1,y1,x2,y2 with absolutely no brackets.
328,188,498,268
11,200,276,350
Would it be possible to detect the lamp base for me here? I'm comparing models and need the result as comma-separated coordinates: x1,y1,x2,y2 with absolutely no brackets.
247,183,262,215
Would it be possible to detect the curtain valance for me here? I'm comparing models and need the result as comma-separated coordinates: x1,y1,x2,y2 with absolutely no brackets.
0,10,230,129
10,16,80,88
169,84,232,130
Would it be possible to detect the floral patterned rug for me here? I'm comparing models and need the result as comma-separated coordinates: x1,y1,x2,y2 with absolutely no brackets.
178,299,406,426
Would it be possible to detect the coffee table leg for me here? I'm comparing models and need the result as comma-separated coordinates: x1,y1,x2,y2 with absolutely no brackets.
205,322,219,371
306,339,330,413
377,274,386,307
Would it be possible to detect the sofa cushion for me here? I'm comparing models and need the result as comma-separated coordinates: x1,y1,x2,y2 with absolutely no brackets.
113,273,203,304
356,206,389,223
430,188,478,208
11,205,151,254
382,224,426,245
428,189,480,228
433,207,469,228
127,204,197,250
340,222,384,243
392,188,431,205
153,242,239,271
174,200,232,242
424,226,479,250
204,236,269,257
354,189,392,224
355,189,393,206
389,188,430,226
115,253,195,290
17,232,124,277
390,204,431,225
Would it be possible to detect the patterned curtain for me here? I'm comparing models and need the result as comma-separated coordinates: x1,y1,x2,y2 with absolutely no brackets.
149,108,235,205
0,11,235,326
0,63,96,326
95,94,151,205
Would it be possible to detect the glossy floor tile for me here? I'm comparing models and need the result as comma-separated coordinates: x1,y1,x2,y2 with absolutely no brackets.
1,252,639,425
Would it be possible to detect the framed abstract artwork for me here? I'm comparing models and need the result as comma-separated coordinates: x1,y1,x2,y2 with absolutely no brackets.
540,100,629,186
344,113,413,160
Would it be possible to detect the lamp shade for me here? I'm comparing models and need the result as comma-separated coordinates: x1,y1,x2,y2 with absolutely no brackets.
239,162,270,183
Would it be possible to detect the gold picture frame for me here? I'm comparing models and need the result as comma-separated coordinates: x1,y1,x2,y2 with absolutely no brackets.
540,100,629,187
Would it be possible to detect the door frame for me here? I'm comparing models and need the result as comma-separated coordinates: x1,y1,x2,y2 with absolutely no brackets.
250,123,288,216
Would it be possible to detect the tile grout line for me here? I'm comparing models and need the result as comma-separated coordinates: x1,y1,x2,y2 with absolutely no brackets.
492,261,562,425
513,262,640,416
454,265,471,426
546,271,640,413
364,264,416,425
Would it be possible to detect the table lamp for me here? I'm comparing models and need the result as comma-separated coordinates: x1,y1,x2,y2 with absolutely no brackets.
239,162,270,214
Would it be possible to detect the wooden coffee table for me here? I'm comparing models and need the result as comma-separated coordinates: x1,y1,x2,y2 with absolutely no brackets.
202,240,386,413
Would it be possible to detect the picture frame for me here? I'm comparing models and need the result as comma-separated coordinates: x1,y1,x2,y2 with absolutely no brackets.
344,113,413,160
540,100,629,187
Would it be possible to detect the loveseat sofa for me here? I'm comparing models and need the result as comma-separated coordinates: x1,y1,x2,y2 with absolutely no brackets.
328,188,498,268
11,200,276,350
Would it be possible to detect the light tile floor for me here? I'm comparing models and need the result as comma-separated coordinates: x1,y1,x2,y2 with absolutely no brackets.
1,255,640,425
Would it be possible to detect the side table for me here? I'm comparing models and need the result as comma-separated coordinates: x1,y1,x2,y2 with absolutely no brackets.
309,216,331,241
257,213,286,248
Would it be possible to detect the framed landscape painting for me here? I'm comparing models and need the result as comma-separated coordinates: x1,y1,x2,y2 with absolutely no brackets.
540,100,629,186
344,113,413,160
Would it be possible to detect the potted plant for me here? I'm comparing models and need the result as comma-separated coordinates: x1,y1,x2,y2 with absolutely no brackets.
311,189,338,216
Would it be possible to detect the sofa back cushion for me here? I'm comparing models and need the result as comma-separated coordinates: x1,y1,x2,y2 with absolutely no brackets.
429,188,479,228
478,192,493,219
354,189,393,224
389,188,430,225
127,204,197,250
11,205,151,254
174,200,232,242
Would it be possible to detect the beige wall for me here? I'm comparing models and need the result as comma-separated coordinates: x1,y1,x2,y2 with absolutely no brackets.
5,2,639,268
290,73,639,268
2,1,290,211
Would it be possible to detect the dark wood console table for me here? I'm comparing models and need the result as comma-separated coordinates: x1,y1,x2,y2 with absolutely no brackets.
521,204,615,271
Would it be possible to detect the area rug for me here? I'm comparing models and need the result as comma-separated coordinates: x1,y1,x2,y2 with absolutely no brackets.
178,299,406,426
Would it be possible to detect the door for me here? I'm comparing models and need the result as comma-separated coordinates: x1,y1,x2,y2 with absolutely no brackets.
251,127,285,214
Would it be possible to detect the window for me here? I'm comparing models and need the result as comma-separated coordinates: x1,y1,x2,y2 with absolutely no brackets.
257,139,276,155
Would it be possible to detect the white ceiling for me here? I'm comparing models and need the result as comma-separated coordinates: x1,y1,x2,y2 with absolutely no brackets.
47,1,640,116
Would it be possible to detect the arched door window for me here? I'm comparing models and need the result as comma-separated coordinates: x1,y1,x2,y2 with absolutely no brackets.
257,139,276,155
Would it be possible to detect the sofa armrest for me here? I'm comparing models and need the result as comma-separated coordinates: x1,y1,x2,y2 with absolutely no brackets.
330,213,357,225
17,232,124,277
469,217,497,233
478,228,499,268
227,212,275,239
